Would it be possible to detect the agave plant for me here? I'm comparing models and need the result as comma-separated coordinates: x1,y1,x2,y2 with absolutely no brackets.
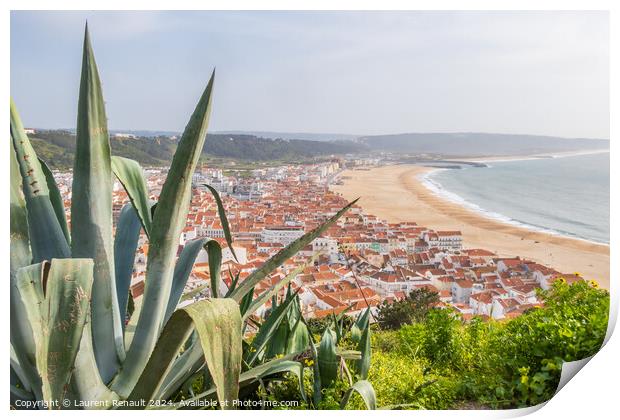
171,291,376,410
9,24,360,409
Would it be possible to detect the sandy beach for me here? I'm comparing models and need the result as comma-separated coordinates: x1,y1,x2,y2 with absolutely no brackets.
331,165,610,289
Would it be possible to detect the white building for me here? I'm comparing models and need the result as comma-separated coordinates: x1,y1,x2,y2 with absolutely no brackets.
451,279,473,304
311,238,338,257
261,226,305,245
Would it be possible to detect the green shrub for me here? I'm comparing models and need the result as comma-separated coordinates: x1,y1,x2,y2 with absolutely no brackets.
399,308,464,368
375,288,439,329
367,281,608,409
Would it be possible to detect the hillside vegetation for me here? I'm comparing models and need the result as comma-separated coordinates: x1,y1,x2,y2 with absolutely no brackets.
264,281,609,410
29,130,367,168
30,129,610,168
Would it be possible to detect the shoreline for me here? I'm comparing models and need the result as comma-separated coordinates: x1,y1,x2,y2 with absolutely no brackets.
456,149,610,164
331,165,609,288
419,169,609,247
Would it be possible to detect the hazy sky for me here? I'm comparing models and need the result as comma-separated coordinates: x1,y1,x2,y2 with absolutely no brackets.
10,11,609,138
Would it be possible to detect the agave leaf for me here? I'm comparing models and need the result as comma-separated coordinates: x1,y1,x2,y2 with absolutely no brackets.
114,203,143,330
16,259,94,406
286,317,310,355
71,25,124,381
155,339,205,400
239,286,255,332
303,320,322,407
71,324,120,405
245,291,300,366
9,143,31,274
265,312,291,360
111,156,153,236
229,199,358,303
180,283,209,302
340,357,354,387
10,374,34,404
10,143,42,399
127,298,241,410
224,269,240,298
206,241,223,298
38,158,70,244
351,307,370,344
332,303,354,344
203,184,237,262
10,100,70,262
350,324,361,344
265,293,309,358
115,71,216,396
287,291,302,329
318,327,339,388
16,261,117,405
176,357,306,409
10,345,31,393
241,358,306,403
337,349,362,360
354,309,372,379
242,263,307,320
123,295,143,350
340,380,376,410
164,237,222,325
355,306,371,330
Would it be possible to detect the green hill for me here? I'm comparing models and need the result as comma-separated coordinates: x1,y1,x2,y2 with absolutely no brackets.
29,130,366,169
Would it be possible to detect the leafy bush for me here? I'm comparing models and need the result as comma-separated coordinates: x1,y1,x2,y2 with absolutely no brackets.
375,288,439,330
365,350,458,409
372,281,609,409
399,307,468,369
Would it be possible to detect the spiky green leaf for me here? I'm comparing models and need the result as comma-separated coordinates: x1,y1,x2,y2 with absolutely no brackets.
224,269,240,298
245,291,300,366
127,298,241,409
164,237,222,324
115,71,215,397
242,264,307,320
318,327,338,388
351,306,370,343
340,380,376,410
111,156,153,236
354,308,371,379
16,259,94,406
155,339,205,400
38,158,70,244
10,100,70,262
10,143,42,399
180,283,209,302
303,320,322,407
286,317,310,355
174,357,306,409
203,184,237,262
71,25,123,381
114,203,143,329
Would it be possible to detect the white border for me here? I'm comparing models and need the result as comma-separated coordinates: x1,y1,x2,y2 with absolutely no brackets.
3,2,617,419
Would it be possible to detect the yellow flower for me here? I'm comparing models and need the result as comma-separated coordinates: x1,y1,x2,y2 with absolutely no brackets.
588,280,599,289
304,359,315,367
558,277,566,284
574,272,581,277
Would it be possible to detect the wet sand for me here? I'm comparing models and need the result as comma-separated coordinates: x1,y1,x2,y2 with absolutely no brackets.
331,165,609,289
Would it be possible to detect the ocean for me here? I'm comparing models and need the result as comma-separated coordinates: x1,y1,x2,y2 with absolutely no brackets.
423,152,610,244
